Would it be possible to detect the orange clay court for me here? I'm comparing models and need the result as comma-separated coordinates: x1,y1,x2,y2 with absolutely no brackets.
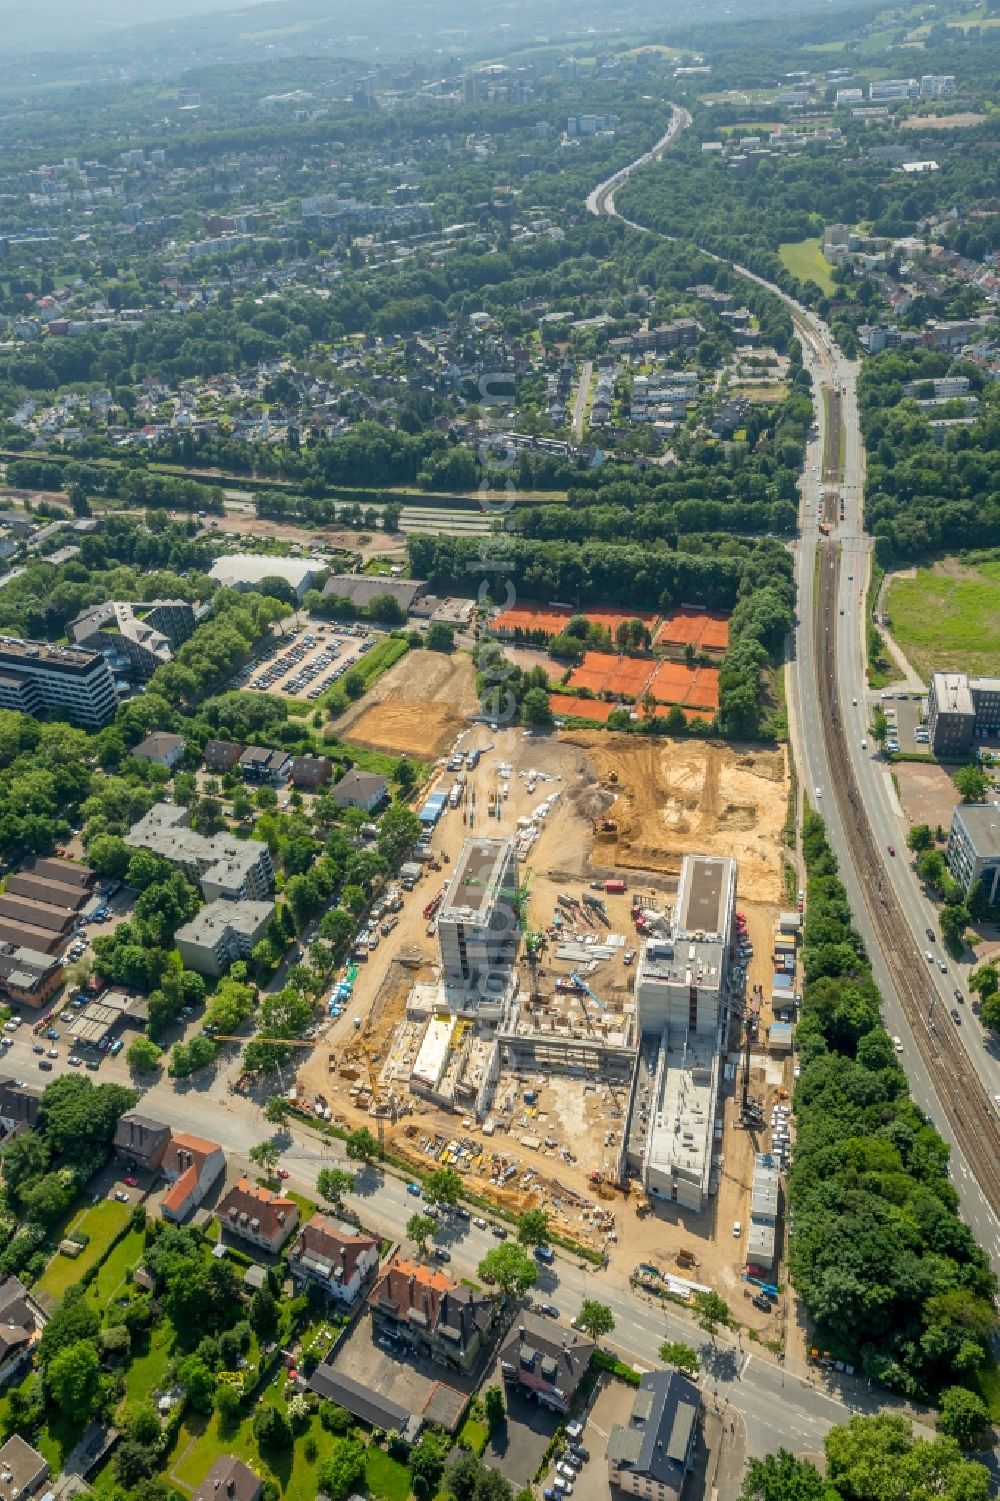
492,601,659,637
654,608,730,654
565,652,719,711
549,695,707,724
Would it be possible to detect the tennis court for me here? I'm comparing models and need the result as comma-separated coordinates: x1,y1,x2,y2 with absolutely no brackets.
567,652,655,699
492,602,660,640
648,660,720,711
654,609,730,655
548,695,621,722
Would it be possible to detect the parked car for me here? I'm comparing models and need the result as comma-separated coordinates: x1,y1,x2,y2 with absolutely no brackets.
752,1293,772,1313
565,1422,584,1441
472,1216,488,1229
568,1444,589,1462
491,1224,508,1239
123,1175,138,1187
38,1060,53,1071
406,1182,422,1197
433,1247,452,1263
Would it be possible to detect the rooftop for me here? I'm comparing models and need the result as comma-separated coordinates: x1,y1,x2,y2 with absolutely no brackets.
675,854,736,940
209,554,317,589
630,1031,720,1196
607,1369,699,1497
441,837,515,918
932,670,975,717
0,636,107,675
953,802,1000,859
0,1435,48,1501
174,898,274,948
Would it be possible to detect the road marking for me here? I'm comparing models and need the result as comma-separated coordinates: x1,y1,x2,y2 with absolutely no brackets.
741,1353,752,1377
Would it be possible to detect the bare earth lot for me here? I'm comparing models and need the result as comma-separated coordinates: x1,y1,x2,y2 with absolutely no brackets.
894,761,961,833
340,649,480,758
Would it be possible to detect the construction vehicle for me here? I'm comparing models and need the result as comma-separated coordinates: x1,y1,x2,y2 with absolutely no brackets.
422,888,446,920
570,971,607,1028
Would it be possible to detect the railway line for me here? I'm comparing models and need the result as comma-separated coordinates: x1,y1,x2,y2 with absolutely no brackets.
815,541,1000,1215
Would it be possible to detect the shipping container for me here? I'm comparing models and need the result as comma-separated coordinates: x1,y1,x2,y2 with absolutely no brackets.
605,878,627,895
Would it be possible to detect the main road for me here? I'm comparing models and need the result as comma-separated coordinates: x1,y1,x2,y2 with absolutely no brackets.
587,103,1000,1272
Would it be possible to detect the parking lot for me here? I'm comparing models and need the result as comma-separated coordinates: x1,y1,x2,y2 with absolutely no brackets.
879,690,927,755
239,622,382,702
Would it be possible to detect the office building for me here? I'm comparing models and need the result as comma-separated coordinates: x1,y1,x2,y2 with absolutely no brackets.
927,671,1000,754
627,856,736,1211
437,838,519,999
69,599,195,681
607,1370,700,1501
920,74,956,98
0,637,117,727
175,898,275,977
125,803,274,900
946,802,1000,907
868,78,919,101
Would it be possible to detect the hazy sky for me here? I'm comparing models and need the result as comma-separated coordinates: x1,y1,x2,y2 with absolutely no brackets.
0,0,272,50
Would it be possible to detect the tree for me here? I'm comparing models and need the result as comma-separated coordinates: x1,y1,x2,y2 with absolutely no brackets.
940,902,970,951
740,1451,835,1501
516,1209,550,1249
906,824,934,853
576,1300,615,1338
249,1287,279,1340
483,1384,506,1434
825,1413,990,1501
870,707,888,747
126,1037,163,1073
317,1167,355,1205
938,1386,989,1448
318,1436,367,1501
264,1096,291,1126
426,622,455,652
215,1382,242,1426
253,1403,292,1450
345,1126,381,1163
378,803,422,864
969,963,998,1001
410,1436,448,1501
520,686,553,727
692,1290,731,1341
424,1167,462,1208
177,1355,215,1414
477,1243,538,1299
659,1341,700,1376
407,1213,437,1252
248,1141,280,1176
45,1339,100,1419
954,764,990,803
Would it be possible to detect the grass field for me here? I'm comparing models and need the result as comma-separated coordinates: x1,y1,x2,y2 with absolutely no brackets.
34,1199,132,1302
885,559,1000,680
778,238,837,296
87,1226,145,1309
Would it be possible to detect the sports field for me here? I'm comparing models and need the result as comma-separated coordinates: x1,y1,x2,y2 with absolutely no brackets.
885,558,1000,680
778,238,837,296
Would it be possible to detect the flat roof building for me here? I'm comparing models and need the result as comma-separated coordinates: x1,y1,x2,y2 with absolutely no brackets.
175,898,275,977
322,573,426,613
947,801,1000,908
209,554,319,602
69,599,195,682
628,855,736,1212
0,636,117,728
928,671,1000,755
125,803,274,901
747,1153,780,1269
437,838,519,1003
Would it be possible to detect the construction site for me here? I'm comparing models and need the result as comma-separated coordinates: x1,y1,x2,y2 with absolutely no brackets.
292,721,796,1302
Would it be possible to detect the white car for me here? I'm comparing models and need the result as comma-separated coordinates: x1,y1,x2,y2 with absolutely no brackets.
893,1036,904,1053
815,787,822,798
732,1220,742,1238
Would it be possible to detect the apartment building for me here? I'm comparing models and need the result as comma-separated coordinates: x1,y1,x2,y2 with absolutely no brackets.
69,599,195,681
499,1316,594,1414
160,1133,226,1221
288,1215,380,1307
0,945,63,1009
437,838,519,999
607,1370,700,1501
174,898,274,977
0,637,117,727
217,1178,297,1254
125,803,274,900
113,1112,171,1172
369,1255,497,1374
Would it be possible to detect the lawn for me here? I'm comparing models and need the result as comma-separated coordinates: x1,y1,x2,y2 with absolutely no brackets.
34,1199,132,1302
124,1321,176,1405
885,559,1000,680
778,237,837,296
168,1404,358,1501
365,1446,411,1501
87,1227,145,1309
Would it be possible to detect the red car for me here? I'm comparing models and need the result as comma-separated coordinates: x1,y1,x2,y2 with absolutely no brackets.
123,1175,138,1187
276,1168,290,1180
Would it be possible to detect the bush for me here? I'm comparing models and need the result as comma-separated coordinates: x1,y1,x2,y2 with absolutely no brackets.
319,1402,353,1435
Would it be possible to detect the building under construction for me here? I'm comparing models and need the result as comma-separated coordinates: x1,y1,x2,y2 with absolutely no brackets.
625,855,737,1212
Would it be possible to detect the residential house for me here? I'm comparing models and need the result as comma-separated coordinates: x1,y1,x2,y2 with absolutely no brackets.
0,1278,45,1389
0,945,64,1009
217,1178,298,1254
204,740,243,773
331,769,388,813
174,898,275,977
238,747,290,785
113,1112,171,1173
160,1133,226,1222
369,1255,497,1374
498,1315,594,1414
0,1079,42,1136
132,732,186,770
607,1369,700,1501
288,1215,380,1306
0,1436,49,1501
289,755,333,791
192,1457,263,1501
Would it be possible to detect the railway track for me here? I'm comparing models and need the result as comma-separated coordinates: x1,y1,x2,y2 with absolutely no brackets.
815,541,1000,1214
